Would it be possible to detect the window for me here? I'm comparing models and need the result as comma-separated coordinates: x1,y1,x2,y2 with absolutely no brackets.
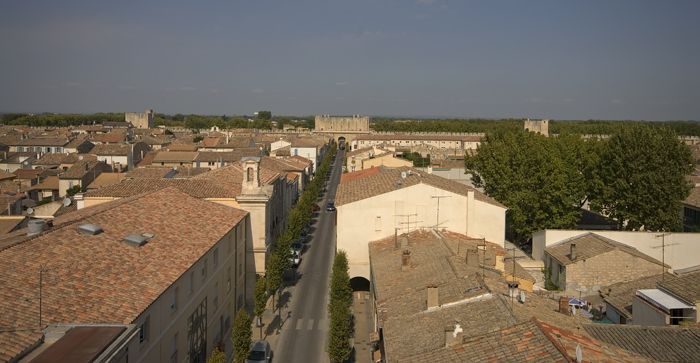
188,272,194,295
227,267,232,293
213,282,219,310
201,259,207,280
170,334,178,363
68,181,74,188
139,316,150,345
375,216,382,231
213,248,219,267
171,287,179,312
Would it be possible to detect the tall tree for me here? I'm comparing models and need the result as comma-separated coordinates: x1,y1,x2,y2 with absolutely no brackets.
253,275,267,338
266,253,283,313
590,125,694,231
465,128,585,241
257,110,271,120
231,309,252,363
206,347,226,363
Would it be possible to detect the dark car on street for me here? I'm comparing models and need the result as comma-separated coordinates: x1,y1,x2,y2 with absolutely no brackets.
326,202,335,212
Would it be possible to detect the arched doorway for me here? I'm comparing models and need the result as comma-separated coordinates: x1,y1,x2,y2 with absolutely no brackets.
338,136,346,150
350,276,370,292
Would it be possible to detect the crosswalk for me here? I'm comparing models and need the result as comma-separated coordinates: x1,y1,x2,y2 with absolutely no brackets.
294,318,326,330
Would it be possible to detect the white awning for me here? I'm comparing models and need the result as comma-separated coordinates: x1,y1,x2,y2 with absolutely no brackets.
637,289,695,314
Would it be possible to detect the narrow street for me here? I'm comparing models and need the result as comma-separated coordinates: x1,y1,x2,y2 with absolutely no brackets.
269,148,345,363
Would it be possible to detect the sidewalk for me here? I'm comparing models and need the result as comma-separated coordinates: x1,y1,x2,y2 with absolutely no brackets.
250,273,298,351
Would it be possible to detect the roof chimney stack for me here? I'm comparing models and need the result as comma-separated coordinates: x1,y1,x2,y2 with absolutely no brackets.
570,243,576,261
466,248,479,267
427,284,439,309
402,250,411,271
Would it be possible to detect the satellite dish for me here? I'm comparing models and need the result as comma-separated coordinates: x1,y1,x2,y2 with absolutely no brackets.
401,171,407,179
26,207,34,214
576,344,582,363
62,198,71,207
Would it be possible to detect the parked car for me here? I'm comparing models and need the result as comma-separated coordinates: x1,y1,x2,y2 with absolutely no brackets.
290,241,302,255
313,203,320,211
326,202,335,212
289,253,300,268
246,340,272,363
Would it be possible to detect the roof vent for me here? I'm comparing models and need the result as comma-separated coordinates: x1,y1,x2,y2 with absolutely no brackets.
27,219,47,236
78,223,103,235
123,234,147,247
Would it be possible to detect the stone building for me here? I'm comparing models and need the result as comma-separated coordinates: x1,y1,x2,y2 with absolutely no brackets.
125,109,155,129
523,118,549,136
314,114,369,132
544,233,667,293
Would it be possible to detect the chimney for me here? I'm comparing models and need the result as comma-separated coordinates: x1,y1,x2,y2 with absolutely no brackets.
466,249,479,267
570,243,576,261
507,281,520,299
401,250,411,270
427,284,439,309
559,296,570,315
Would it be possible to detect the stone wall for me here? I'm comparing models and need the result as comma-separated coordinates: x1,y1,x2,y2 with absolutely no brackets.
523,119,549,136
556,249,662,292
315,114,369,132
125,109,154,129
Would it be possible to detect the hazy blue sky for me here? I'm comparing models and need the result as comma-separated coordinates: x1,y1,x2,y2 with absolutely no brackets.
1,1,698,120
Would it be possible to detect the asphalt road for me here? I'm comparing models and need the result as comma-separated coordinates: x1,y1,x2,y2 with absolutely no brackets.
273,148,345,363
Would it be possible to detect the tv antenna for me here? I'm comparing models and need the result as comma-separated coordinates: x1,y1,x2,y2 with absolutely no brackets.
431,195,451,228
504,248,526,311
394,213,418,235
652,233,677,282
26,207,34,215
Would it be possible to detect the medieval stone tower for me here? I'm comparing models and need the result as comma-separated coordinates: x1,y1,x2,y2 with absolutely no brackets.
125,109,154,129
314,114,370,132
523,118,549,136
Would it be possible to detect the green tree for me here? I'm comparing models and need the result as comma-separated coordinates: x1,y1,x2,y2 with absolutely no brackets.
257,110,271,120
327,300,352,363
66,185,82,197
206,347,226,363
253,275,267,338
465,128,585,242
590,125,694,231
266,253,284,313
231,308,252,363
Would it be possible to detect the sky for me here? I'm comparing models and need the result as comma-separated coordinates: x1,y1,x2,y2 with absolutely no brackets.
1,1,698,121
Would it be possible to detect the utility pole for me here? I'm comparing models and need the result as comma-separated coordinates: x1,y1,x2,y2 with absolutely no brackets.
653,233,676,282
431,195,451,228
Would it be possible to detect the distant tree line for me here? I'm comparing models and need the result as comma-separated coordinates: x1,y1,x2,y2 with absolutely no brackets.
370,118,700,137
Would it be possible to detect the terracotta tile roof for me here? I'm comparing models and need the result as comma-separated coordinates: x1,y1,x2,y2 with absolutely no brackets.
151,151,198,163
166,145,198,152
339,167,381,184
32,153,97,166
99,133,127,143
87,173,127,189
58,160,102,179
136,151,156,166
172,167,211,178
600,274,676,320
290,137,323,148
683,186,700,208
260,156,305,172
0,217,25,235
0,187,248,330
124,167,174,179
545,233,666,267
89,144,131,156
0,170,14,181
585,324,700,363
433,159,465,169
225,137,254,148
1,152,38,163
11,169,42,179
273,146,290,157
28,176,59,191
13,138,69,147
193,149,261,162
658,269,700,303
336,166,504,208
0,330,43,363
64,136,93,149
200,136,222,148
85,178,236,199
288,155,312,165
192,163,280,195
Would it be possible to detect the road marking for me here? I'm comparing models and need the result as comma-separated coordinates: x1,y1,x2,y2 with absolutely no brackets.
307,319,314,330
296,319,303,330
